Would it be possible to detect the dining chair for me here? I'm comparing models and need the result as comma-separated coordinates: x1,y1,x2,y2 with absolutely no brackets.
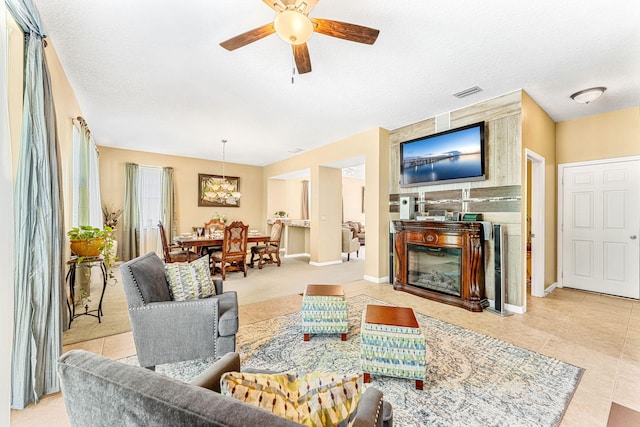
158,221,198,263
249,220,283,269
211,221,249,280
203,219,223,271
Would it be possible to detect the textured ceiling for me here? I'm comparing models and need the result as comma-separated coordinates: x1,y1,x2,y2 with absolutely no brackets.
33,0,640,166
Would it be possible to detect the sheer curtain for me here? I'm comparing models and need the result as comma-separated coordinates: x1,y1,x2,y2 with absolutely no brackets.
8,0,65,409
122,162,139,261
139,166,162,255
72,118,102,227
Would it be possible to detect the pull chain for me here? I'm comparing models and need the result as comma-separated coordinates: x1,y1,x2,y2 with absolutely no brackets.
291,55,296,84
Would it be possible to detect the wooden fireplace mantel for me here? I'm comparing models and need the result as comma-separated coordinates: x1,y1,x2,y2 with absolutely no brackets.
393,220,488,312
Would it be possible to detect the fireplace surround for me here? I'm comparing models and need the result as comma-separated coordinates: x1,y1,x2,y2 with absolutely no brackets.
393,220,488,312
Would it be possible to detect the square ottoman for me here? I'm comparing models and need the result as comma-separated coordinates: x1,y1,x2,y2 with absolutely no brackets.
360,304,426,390
301,284,348,341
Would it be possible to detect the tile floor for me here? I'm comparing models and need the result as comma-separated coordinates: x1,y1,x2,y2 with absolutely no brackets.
10,281,640,427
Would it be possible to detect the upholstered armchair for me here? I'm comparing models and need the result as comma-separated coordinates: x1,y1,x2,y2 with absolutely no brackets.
342,227,360,261
344,221,365,245
120,252,238,369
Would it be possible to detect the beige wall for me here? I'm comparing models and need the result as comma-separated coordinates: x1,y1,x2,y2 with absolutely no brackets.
98,146,265,258
556,107,640,164
522,91,557,288
1,9,14,423
267,177,308,221
264,127,390,281
45,40,85,244
7,13,22,176
342,177,365,224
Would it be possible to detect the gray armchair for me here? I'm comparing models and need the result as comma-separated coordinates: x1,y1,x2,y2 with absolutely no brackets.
120,252,238,369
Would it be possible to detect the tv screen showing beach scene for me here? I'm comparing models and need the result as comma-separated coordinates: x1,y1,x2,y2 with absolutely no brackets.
400,122,485,186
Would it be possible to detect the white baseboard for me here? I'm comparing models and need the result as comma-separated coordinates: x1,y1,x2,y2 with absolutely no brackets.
284,253,310,258
364,275,389,284
309,260,343,267
487,299,524,315
505,302,524,314
545,282,559,294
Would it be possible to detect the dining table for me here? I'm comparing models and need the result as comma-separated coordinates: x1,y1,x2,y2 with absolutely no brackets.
173,233,270,262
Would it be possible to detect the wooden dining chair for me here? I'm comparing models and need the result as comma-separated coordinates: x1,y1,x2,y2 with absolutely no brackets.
158,221,198,263
249,220,283,269
211,221,249,280
202,219,223,271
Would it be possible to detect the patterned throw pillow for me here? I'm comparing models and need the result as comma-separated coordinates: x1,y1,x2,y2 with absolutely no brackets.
220,371,362,427
164,255,215,301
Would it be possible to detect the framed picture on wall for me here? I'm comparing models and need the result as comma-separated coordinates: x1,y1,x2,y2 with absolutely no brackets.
198,173,241,207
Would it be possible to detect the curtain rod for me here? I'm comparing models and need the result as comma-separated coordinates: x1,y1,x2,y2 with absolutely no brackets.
73,116,92,138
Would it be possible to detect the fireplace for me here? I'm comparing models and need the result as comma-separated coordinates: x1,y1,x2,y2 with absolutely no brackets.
408,244,462,297
393,221,488,312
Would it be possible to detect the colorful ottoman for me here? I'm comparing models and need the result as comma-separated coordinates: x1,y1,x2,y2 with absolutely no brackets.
301,284,348,341
360,304,426,390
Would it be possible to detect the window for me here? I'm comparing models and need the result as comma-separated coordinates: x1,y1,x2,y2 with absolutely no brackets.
138,166,162,229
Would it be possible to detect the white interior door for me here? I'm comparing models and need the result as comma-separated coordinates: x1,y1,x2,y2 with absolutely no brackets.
561,159,640,298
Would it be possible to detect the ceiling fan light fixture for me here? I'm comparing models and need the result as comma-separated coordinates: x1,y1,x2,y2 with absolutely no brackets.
570,87,606,104
274,10,313,45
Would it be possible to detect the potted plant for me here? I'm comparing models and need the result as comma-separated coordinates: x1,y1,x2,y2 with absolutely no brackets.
274,211,287,218
67,225,116,269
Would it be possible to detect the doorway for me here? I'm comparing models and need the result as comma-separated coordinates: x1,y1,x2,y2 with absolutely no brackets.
558,157,640,299
526,149,545,298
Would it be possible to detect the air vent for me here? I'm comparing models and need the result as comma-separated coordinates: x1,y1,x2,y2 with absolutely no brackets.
288,148,304,154
453,86,483,99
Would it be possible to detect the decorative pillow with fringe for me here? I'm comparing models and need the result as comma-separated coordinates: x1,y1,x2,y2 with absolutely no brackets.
220,371,363,427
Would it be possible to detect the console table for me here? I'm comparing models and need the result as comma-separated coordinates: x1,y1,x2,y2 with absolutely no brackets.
393,220,488,312
65,256,107,328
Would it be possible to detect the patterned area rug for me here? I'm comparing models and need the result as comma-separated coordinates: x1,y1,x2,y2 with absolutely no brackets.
122,295,583,427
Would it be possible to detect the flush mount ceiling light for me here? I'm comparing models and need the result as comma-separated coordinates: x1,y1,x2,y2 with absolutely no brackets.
570,87,607,104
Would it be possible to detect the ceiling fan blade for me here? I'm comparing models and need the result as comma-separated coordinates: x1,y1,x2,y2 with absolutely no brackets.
293,43,312,74
220,23,275,51
310,18,379,45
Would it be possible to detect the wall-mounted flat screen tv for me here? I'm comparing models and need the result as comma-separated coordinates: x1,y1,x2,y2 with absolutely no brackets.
400,121,485,187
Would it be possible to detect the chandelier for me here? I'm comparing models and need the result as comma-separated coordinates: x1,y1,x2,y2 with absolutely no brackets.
204,140,241,204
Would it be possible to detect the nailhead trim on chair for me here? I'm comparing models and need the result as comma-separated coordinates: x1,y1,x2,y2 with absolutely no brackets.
128,300,217,310
123,265,147,305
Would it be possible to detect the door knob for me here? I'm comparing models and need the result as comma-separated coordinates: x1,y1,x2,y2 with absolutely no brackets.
631,235,638,240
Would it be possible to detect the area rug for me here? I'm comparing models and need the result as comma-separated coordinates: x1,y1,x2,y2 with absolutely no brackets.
121,294,584,427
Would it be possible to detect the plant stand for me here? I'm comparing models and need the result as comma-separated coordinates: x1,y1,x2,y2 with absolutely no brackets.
65,256,108,329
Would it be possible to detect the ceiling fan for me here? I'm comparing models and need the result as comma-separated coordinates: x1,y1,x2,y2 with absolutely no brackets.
220,0,379,74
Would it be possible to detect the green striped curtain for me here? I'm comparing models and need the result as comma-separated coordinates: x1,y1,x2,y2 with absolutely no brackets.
122,162,140,261
8,0,65,409
161,167,176,242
